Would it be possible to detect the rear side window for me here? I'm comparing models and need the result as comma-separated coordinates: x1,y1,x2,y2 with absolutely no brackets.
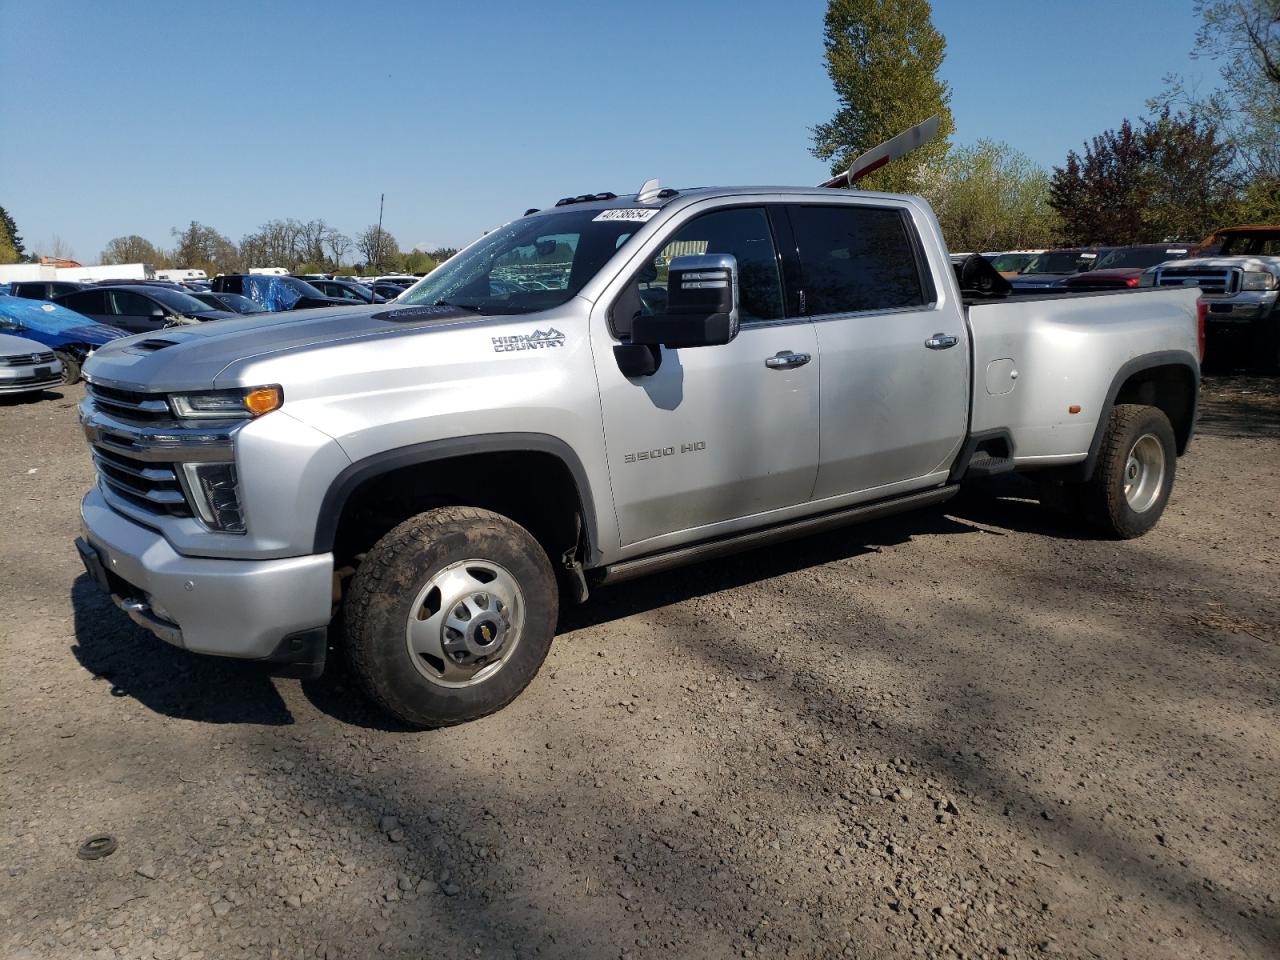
59,290,109,314
790,205,928,315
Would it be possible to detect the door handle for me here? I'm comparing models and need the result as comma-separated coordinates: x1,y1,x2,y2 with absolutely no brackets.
925,333,959,350
764,350,811,370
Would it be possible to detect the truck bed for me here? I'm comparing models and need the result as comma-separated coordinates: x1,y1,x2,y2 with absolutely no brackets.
963,286,1202,467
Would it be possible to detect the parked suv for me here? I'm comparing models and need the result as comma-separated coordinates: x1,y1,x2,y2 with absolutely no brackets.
9,280,87,301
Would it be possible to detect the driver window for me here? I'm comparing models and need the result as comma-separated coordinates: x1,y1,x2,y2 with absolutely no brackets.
613,206,783,337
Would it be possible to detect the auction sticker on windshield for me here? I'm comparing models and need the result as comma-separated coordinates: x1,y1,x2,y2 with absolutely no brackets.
593,209,660,223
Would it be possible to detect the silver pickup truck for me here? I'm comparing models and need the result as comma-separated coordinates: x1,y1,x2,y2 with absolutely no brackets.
74,184,1204,726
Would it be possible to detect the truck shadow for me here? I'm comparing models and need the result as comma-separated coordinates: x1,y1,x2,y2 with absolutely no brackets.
68,574,294,726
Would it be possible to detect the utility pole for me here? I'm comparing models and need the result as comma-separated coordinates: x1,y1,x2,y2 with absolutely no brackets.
375,193,385,272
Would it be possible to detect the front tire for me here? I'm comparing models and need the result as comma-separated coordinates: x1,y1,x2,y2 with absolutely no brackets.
1077,404,1177,539
343,506,557,727
54,350,81,385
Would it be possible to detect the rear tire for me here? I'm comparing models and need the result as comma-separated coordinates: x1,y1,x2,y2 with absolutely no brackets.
54,350,81,385
343,506,557,728
1076,404,1176,539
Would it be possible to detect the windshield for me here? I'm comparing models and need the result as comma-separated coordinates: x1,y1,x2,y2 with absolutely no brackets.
147,287,221,314
1218,231,1280,256
1021,250,1089,274
988,253,1036,272
398,209,643,314
1095,247,1189,270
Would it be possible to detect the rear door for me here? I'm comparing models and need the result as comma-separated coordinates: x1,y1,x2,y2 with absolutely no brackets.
593,203,820,549
786,201,967,500
56,289,112,325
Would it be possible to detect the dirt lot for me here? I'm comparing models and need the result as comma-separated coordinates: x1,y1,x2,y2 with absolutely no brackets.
1,376,1276,960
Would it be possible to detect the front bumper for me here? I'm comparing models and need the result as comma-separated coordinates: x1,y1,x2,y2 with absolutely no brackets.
0,361,63,394
1203,291,1278,325
77,486,334,661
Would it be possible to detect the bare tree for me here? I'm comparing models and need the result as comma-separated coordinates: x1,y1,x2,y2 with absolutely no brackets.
326,231,352,270
356,225,400,271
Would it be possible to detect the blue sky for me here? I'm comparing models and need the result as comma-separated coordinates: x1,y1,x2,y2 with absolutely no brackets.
0,0,1215,263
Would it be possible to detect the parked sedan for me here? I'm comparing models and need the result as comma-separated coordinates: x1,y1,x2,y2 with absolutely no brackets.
1060,244,1192,291
368,281,407,301
0,332,63,397
191,292,270,315
54,285,236,335
307,278,387,304
0,294,127,383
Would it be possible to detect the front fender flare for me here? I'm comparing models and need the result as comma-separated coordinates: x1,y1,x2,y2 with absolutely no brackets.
311,432,600,564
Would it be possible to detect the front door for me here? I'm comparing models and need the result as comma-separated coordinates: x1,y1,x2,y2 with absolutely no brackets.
107,290,168,334
786,202,968,500
593,205,820,549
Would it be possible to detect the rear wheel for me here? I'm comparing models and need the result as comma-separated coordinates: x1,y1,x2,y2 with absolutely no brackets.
1076,404,1176,539
343,506,558,727
54,350,81,385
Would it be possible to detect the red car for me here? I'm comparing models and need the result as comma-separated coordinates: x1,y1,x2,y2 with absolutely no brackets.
1062,244,1192,290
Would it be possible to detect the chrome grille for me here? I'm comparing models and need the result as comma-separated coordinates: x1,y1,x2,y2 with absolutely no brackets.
1155,267,1239,296
2,350,56,366
85,382,173,421
90,446,191,516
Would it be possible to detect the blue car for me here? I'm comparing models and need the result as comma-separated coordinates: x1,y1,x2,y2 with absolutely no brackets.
0,294,128,383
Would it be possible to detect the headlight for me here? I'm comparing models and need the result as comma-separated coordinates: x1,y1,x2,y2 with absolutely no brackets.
180,462,246,532
1138,269,1156,287
170,385,282,419
1240,271,1278,291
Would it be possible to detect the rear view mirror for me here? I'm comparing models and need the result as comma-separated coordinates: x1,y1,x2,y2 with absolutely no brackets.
631,254,740,348
150,307,166,317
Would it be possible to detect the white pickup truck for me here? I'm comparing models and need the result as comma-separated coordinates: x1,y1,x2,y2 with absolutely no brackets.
74,181,1204,727
1152,224,1279,369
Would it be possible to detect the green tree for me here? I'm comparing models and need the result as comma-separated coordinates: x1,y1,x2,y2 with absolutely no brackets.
427,247,457,262
400,249,438,274
811,0,954,193
917,141,1060,252
172,221,240,275
101,234,162,265
0,206,26,262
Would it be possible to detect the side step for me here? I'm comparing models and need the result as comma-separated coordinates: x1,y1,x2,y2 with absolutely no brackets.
963,452,1015,479
594,485,958,587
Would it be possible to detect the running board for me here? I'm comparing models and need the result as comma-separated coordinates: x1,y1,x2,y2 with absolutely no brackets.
594,485,958,586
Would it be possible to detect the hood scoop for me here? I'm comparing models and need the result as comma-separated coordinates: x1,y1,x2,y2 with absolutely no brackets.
372,304,476,324
132,338,180,352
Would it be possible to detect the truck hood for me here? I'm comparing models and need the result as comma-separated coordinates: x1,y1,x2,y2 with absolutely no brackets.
1165,255,1280,272
81,302,478,392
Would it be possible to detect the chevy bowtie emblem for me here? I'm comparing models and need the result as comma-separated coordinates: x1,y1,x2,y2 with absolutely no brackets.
480,624,494,642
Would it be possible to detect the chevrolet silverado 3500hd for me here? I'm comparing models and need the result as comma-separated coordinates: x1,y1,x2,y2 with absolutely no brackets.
75,183,1203,726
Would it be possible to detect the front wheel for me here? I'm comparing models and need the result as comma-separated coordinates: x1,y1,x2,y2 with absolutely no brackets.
343,506,558,727
54,350,81,385
1076,404,1177,539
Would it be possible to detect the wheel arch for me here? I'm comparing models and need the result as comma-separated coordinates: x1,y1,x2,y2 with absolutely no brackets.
1078,350,1199,482
313,433,601,568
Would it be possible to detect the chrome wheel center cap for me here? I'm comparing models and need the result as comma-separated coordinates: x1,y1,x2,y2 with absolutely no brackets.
464,609,506,657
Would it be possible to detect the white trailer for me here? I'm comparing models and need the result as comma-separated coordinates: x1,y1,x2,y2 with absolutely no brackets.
57,263,154,282
155,268,208,283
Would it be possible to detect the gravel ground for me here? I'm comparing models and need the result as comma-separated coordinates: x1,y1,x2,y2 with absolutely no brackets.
1,376,1276,960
